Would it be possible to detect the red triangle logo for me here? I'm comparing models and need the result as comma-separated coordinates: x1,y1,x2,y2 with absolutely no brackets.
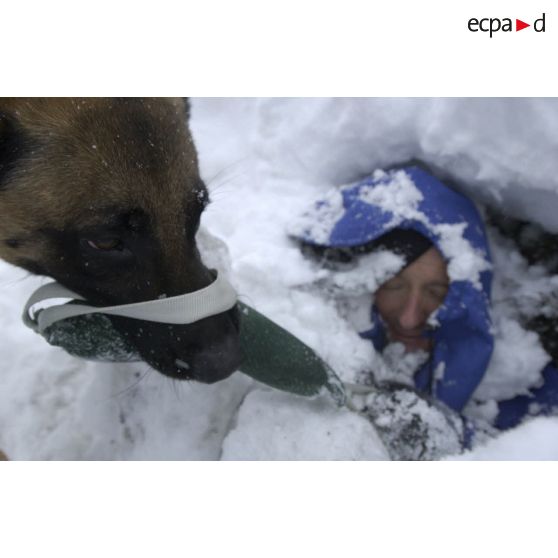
516,19,530,31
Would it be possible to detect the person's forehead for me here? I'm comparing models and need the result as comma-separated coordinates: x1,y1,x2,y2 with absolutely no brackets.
400,246,448,283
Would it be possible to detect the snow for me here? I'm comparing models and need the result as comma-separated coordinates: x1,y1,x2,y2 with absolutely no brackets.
1,98,557,460
447,416,558,461
435,222,490,288
251,98,558,233
358,169,424,217
221,389,389,460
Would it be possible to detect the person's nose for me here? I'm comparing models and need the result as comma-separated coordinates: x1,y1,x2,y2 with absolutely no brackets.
398,291,426,331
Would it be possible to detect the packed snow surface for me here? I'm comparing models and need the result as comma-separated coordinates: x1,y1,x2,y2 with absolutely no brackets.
1,98,558,460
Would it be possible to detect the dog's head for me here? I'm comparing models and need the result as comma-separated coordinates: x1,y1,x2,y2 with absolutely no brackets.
0,98,241,382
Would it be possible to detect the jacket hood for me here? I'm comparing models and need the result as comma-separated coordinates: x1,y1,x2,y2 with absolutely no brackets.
292,166,494,412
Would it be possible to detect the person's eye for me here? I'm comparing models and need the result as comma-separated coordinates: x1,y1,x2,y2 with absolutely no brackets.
86,238,124,251
381,280,404,291
427,285,449,301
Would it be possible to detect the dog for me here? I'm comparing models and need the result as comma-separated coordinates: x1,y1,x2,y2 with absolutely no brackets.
0,98,241,383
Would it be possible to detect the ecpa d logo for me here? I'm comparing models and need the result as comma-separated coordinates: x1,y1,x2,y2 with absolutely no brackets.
468,12,546,37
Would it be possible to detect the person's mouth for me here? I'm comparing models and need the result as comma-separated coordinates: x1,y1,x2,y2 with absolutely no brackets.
391,329,425,340
387,328,432,352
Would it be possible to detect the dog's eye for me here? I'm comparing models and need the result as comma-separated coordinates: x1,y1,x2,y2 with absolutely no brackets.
87,238,123,251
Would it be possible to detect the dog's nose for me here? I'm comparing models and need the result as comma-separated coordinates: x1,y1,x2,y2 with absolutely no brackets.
169,309,242,382
120,305,242,383
182,334,243,383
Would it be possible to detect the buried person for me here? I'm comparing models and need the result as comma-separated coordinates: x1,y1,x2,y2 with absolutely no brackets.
292,165,558,450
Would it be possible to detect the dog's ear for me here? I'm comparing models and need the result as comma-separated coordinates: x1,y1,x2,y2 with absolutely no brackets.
0,111,27,189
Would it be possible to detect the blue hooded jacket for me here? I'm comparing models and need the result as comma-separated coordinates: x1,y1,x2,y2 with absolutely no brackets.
294,166,495,413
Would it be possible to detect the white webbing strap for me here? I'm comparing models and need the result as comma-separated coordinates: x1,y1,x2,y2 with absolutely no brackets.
23,272,237,334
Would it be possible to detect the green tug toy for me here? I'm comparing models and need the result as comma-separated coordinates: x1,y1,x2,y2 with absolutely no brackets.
23,276,346,406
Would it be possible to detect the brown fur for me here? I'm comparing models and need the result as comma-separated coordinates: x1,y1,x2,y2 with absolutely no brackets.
0,98,241,382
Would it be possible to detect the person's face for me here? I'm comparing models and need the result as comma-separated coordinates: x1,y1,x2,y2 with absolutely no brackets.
374,246,449,353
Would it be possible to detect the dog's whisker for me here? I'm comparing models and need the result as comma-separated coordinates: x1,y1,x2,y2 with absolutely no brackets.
0,272,36,289
205,191,237,207
169,375,185,401
206,168,251,196
209,167,251,190
203,156,251,188
111,365,152,399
